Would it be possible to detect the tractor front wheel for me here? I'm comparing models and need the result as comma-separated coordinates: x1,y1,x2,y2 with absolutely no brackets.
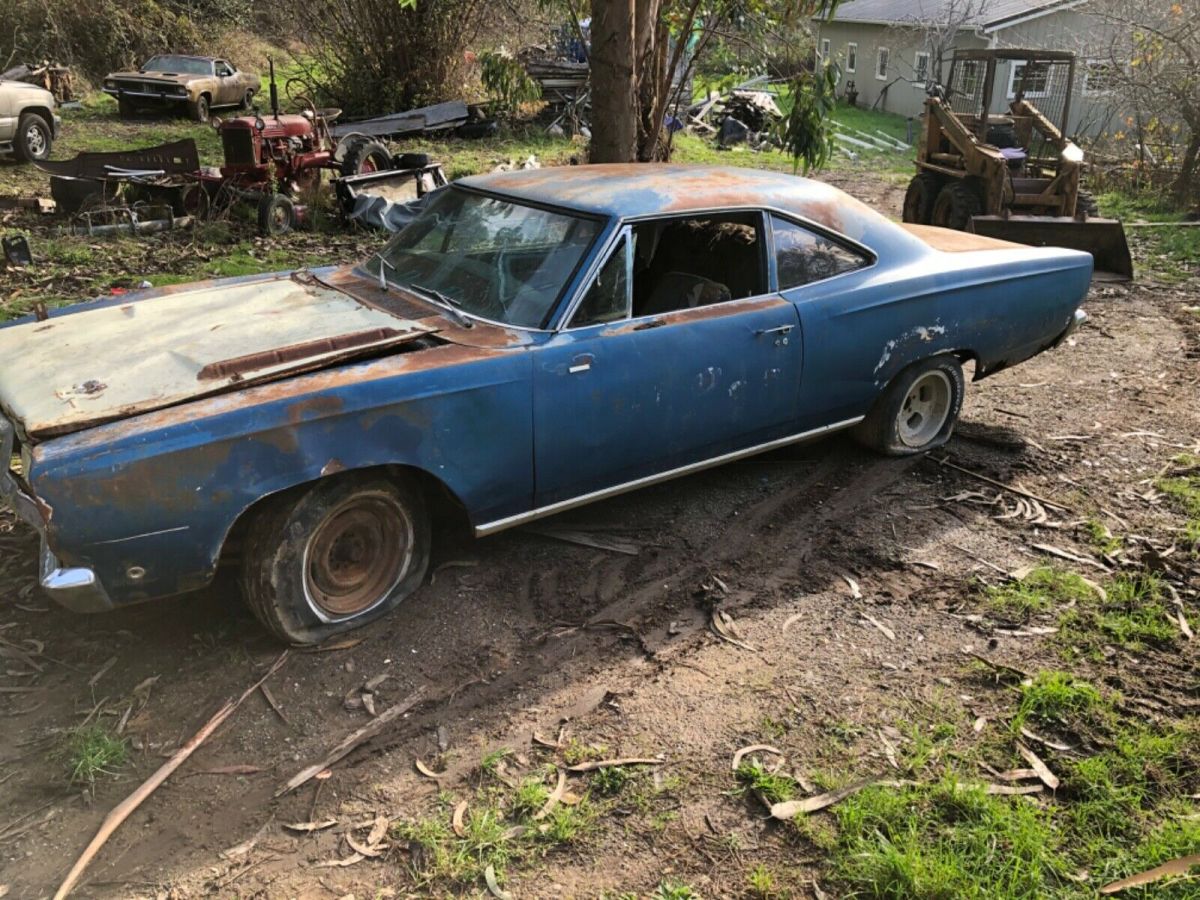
902,173,942,225
257,193,296,236
931,180,984,232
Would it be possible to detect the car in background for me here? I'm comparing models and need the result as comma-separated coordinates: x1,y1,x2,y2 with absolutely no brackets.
0,79,60,162
0,165,1091,643
102,55,259,122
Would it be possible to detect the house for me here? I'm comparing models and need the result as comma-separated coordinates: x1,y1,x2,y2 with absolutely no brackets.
815,0,1123,136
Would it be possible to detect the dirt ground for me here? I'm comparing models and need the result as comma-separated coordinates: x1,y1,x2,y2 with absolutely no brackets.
1,167,1198,899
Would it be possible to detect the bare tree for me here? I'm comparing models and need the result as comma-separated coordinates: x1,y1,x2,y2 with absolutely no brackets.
1088,0,1200,203
888,0,990,87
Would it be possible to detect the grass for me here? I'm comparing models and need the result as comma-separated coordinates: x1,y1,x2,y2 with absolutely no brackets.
1011,670,1109,733
1085,518,1123,556
735,761,796,805
1156,453,1200,551
1095,189,1200,284
984,566,1096,621
61,723,127,789
1057,573,1186,659
747,863,778,898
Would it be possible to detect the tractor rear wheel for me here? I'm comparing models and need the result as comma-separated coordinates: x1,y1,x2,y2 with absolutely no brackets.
257,193,296,236
340,140,391,177
902,173,942,225
931,179,984,231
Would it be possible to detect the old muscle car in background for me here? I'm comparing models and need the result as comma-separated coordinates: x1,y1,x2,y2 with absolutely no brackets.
103,55,259,122
0,165,1091,643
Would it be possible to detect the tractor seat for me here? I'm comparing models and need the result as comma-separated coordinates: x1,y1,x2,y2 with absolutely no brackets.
314,108,342,123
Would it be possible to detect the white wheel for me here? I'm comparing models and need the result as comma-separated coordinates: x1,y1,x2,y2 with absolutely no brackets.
897,370,953,448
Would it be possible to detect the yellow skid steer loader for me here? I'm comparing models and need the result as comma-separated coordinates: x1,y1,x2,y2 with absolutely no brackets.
903,49,1132,281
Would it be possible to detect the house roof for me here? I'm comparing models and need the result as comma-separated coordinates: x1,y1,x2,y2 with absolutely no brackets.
824,0,1079,31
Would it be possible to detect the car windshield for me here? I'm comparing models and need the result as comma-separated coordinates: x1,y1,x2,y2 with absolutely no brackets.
367,188,602,329
142,56,212,75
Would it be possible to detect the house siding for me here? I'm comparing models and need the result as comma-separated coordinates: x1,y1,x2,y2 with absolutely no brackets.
818,5,1124,136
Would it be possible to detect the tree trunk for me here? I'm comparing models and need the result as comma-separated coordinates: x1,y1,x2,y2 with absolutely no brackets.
589,0,638,162
1172,127,1200,205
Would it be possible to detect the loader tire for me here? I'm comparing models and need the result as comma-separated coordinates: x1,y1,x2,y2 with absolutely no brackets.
931,179,984,232
902,173,941,225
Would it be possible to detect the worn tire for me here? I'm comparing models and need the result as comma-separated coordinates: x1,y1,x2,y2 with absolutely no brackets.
241,89,256,110
240,473,431,644
188,94,210,123
257,192,296,235
13,113,52,162
340,139,391,176
853,355,965,456
902,172,941,225
931,179,984,231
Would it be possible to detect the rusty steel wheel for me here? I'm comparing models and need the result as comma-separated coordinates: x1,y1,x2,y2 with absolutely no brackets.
240,473,431,644
303,493,413,618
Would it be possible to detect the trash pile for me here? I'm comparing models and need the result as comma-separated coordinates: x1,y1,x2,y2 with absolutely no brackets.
687,80,784,152
1,61,77,104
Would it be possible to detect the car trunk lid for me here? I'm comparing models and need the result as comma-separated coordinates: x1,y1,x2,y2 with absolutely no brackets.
0,272,435,440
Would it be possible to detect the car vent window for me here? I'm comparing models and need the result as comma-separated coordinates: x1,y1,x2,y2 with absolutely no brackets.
771,214,869,290
571,236,630,328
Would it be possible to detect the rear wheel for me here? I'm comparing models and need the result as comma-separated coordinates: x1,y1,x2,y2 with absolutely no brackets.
854,356,965,456
13,113,52,162
241,89,255,110
931,179,984,231
902,172,942,225
340,139,391,176
240,473,431,644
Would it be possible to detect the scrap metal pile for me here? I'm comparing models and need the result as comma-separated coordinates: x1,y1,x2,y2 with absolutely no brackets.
1,61,77,104
687,80,784,151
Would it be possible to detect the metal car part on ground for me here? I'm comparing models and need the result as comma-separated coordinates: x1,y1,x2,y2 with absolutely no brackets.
902,48,1132,281
0,164,1091,644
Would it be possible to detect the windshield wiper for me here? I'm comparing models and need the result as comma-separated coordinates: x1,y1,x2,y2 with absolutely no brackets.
407,282,474,329
371,251,396,292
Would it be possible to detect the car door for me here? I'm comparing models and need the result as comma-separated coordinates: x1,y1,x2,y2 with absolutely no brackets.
533,215,803,508
213,60,237,105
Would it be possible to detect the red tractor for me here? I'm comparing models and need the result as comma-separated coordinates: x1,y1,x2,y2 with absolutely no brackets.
204,61,392,234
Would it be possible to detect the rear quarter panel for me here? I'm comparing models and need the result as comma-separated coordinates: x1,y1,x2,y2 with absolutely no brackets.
789,245,1091,427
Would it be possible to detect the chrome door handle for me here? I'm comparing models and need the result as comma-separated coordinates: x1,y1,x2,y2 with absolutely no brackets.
568,353,593,374
755,324,794,336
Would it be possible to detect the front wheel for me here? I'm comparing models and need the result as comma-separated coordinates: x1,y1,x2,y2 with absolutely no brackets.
854,356,965,456
257,192,296,235
13,113,52,162
188,94,210,123
240,473,431,644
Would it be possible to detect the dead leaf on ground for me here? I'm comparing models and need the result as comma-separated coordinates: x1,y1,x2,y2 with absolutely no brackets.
731,744,783,772
534,769,567,820
710,610,756,651
415,759,444,779
1019,726,1072,751
87,656,117,687
345,832,384,858
985,783,1044,795
452,800,468,837
861,613,895,641
1016,742,1060,790
192,764,264,776
565,757,662,773
1099,853,1200,894
843,575,863,599
284,819,337,833
531,731,561,749
769,776,881,819
314,852,365,868
485,863,513,900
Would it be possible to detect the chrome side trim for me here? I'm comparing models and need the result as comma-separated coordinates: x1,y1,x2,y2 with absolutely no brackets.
474,416,864,536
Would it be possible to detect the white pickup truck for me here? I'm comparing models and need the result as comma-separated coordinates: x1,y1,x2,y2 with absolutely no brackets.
0,79,60,162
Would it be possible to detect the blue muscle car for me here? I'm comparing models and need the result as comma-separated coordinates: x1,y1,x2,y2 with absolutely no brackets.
0,165,1091,642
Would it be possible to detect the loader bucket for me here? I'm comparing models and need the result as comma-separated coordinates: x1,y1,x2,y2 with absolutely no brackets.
969,215,1134,282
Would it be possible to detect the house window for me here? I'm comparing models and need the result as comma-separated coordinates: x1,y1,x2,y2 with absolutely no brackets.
1008,60,1051,99
958,59,981,97
1084,59,1121,95
846,43,857,73
914,51,930,86
876,47,890,81
820,38,831,60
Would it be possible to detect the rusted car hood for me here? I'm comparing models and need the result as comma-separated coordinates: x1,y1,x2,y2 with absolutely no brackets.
0,272,434,439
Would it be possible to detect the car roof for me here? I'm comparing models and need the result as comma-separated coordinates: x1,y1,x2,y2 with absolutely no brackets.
458,164,896,243
145,54,216,62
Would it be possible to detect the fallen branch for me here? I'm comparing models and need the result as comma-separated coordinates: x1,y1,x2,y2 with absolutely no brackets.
277,685,428,796
935,457,1071,511
769,775,882,819
1099,853,1200,894
565,757,662,773
53,651,288,900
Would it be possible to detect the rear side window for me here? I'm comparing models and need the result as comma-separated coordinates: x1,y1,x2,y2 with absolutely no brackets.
771,214,869,290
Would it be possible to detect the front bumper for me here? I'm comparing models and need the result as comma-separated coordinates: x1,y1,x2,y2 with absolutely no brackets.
102,86,188,103
0,416,113,613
